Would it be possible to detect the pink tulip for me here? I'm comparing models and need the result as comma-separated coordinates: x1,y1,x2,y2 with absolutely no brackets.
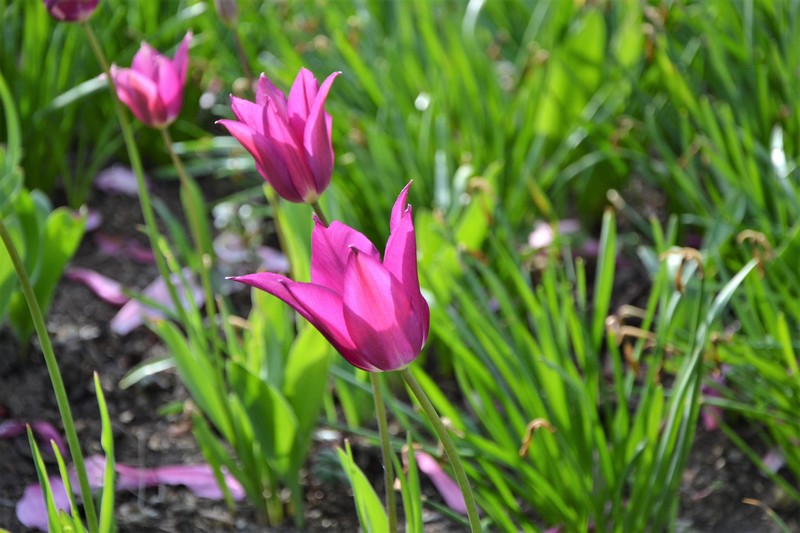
218,68,340,203
229,182,429,371
43,0,99,22
109,32,192,128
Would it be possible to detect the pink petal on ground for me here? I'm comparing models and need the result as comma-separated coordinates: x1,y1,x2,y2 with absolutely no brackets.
415,451,468,515
0,419,24,439
16,477,71,531
763,449,785,474
30,421,67,456
152,464,245,500
93,164,143,196
255,246,289,273
0,420,66,456
66,267,129,306
94,233,154,263
84,209,103,232
110,268,204,335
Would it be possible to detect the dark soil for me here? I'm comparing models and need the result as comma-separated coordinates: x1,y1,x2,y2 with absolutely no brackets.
0,176,799,532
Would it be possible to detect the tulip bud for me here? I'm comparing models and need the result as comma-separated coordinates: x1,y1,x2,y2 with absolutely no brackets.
213,0,239,26
109,32,192,129
218,68,340,203
43,0,99,22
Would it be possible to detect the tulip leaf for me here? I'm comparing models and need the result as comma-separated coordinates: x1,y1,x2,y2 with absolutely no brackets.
227,361,298,477
7,194,84,343
337,441,388,533
284,325,332,466
153,319,233,440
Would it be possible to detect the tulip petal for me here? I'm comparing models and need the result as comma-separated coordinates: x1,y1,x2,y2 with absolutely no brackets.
256,73,288,120
230,96,266,134
229,273,368,367
342,249,423,371
303,71,340,193
287,68,319,140
65,267,129,306
311,218,380,292
218,119,303,202
172,32,192,87
111,67,167,127
16,478,71,531
415,452,468,515
383,203,429,345
264,99,317,200
131,42,160,80
390,181,412,233
154,55,182,122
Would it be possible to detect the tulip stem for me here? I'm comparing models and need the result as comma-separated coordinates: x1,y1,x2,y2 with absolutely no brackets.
370,373,398,532
310,200,329,227
399,367,481,532
0,217,99,533
232,28,255,93
81,22,187,327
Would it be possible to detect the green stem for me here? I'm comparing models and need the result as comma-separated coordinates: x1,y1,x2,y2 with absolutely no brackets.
310,200,329,227
370,373,398,532
81,22,187,326
399,367,481,532
232,27,255,91
0,218,99,533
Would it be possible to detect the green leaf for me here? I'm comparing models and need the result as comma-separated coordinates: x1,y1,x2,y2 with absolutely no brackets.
227,361,298,476
337,441,389,533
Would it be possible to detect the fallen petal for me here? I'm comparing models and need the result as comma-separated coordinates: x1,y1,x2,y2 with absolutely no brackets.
415,452,468,515
110,268,204,335
16,477,71,531
152,464,245,500
93,164,143,196
66,267,129,306
255,246,289,273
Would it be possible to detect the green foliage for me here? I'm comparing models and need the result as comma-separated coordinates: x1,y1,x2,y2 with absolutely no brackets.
0,188,85,345
337,441,388,533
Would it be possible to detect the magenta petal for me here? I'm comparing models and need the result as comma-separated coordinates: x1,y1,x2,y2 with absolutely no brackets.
230,96,267,134
153,464,245,500
110,268,204,335
342,250,422,371
264,100,316,200
303,71,339,192
131,42,160,80
415,452,468,515
0,419,25,439
218,118,303,202
256,73,288,119
230,273,364,367
311,218,380,292
287,68,319,140
154,55,182,122
16,478,71,531
255,246,290,273
66,267,129,306
93,164,140,196
172,32,192,88
30,421,67,455
111,67,167,127
390,181,412,233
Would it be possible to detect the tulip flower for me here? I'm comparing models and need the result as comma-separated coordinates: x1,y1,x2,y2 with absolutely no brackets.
109,32,192,128
43,0,99,22
229,182,429,371
218,68,340,204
